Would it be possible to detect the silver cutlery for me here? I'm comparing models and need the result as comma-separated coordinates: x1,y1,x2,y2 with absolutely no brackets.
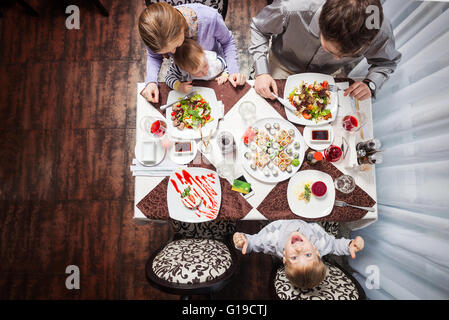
160,91,197,111
271,93,297,112
334,200,375,212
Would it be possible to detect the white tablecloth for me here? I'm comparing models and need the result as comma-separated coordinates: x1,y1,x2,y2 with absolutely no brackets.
133,81,378,230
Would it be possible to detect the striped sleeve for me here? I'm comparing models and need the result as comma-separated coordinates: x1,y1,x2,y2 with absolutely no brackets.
217,55,228,74
165,61,185,90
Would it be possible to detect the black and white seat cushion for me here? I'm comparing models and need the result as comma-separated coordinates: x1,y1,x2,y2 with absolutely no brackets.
145,0,228,20
146,238,237,296
170,219,236,241
273,261,366,300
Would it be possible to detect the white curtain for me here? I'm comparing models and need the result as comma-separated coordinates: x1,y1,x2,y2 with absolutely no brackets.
348,0,449,300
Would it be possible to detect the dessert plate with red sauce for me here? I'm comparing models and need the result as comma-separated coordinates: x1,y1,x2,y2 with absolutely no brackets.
167,168,222,223
287,170,335,219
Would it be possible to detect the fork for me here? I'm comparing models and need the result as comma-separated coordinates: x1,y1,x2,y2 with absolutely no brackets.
334,200,375,212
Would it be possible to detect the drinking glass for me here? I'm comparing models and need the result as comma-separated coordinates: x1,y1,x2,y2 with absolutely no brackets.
342,112,366,133
216,131,235,154
238,101,256,124
216,161,235,182
140,116,167,139
334,174,356,194
324,144,343,162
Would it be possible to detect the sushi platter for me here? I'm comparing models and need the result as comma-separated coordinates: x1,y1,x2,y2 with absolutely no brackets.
240,117,306,183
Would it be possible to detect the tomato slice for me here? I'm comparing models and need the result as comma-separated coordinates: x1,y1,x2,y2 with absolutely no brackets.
302,112,312,120
322,81,329,89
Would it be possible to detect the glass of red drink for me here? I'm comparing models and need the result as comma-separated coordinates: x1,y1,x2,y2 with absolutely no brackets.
324,144,343,162
140,116,167,139
342,113,366,132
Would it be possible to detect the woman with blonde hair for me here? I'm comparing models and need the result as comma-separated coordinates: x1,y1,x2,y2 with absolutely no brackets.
139,2,245,103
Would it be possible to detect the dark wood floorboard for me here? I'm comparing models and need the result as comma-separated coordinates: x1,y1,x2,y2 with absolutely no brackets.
0,0,270,299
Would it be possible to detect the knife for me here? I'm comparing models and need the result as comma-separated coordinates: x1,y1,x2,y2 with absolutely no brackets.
271,93,297,112
160,91,197,111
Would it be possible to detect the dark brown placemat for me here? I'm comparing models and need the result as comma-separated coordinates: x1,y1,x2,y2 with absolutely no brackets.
151,80,252,116
256,160,375,222
136,172,252,221
256,78,375,221
136,144,253,221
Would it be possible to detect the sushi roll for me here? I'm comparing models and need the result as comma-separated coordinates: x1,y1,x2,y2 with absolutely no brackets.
267,148,274,155
250,163,257,170
273,123,280,130
288,129,295,136
268,162,274,170
286,148,292,155
265,123,271,130
293,152,299,159
250,142,257,151
272,169,278,176
244,151,251,159
253,127,259,134
294,142,300,149
263,168,270,176
286,165,292,173
272,141,280,149
270,128,276,136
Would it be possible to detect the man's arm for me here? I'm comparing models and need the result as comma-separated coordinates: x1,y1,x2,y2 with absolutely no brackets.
363,21,402,96
249,2,287,77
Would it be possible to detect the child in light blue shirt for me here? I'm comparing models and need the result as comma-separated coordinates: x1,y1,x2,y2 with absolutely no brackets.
233,220,364,288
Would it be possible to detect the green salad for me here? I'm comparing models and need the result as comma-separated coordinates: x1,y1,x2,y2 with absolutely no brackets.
171,93,213,130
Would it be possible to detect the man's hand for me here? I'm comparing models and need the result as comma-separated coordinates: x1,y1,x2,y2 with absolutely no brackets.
215,74,228,85
140,82,159,104
177,81,193,94
228,73,246,87
344,81,371,101
233,232,249,255
349,236,365,259
254,74,278,99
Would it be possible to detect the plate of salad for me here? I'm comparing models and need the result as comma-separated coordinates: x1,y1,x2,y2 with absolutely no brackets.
283,73,338,126
165,87,221,139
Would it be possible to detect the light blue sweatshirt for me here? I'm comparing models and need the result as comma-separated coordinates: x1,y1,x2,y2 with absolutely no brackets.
242,220,352,259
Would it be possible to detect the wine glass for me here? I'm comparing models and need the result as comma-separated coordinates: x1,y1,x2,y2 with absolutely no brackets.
342,112,366,133
140,116,167,139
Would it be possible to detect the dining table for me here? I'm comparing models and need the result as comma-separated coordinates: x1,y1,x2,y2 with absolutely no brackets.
132,78,378,230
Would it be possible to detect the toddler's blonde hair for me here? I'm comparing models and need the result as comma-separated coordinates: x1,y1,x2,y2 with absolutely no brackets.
174,39,205,73
284,258,327,289
138,2,188,53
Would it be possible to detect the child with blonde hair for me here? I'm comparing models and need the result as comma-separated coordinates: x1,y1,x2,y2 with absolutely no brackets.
233,220,364,288
138,2,245,103
166,39,239,93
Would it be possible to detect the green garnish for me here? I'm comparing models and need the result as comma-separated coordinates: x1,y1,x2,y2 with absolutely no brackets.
181,186,191,198
291,159,300,167
304,184,311,201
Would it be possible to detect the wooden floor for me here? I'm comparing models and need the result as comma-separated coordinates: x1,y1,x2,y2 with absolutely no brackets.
0,0,273,299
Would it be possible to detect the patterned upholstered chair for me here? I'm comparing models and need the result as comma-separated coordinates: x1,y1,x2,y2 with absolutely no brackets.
270,221,366,300
145,220,237,299
145,0,229,20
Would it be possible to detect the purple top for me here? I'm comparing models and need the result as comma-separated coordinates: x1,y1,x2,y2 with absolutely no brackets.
145,3,240,84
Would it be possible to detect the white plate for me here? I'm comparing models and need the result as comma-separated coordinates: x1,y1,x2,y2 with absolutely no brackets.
168,139,198,165
165,87,221,140
239,117,306,183
303,124,334,151
283,73,338,126
287,170,335,219
167,167,222,223
134,140,166,167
